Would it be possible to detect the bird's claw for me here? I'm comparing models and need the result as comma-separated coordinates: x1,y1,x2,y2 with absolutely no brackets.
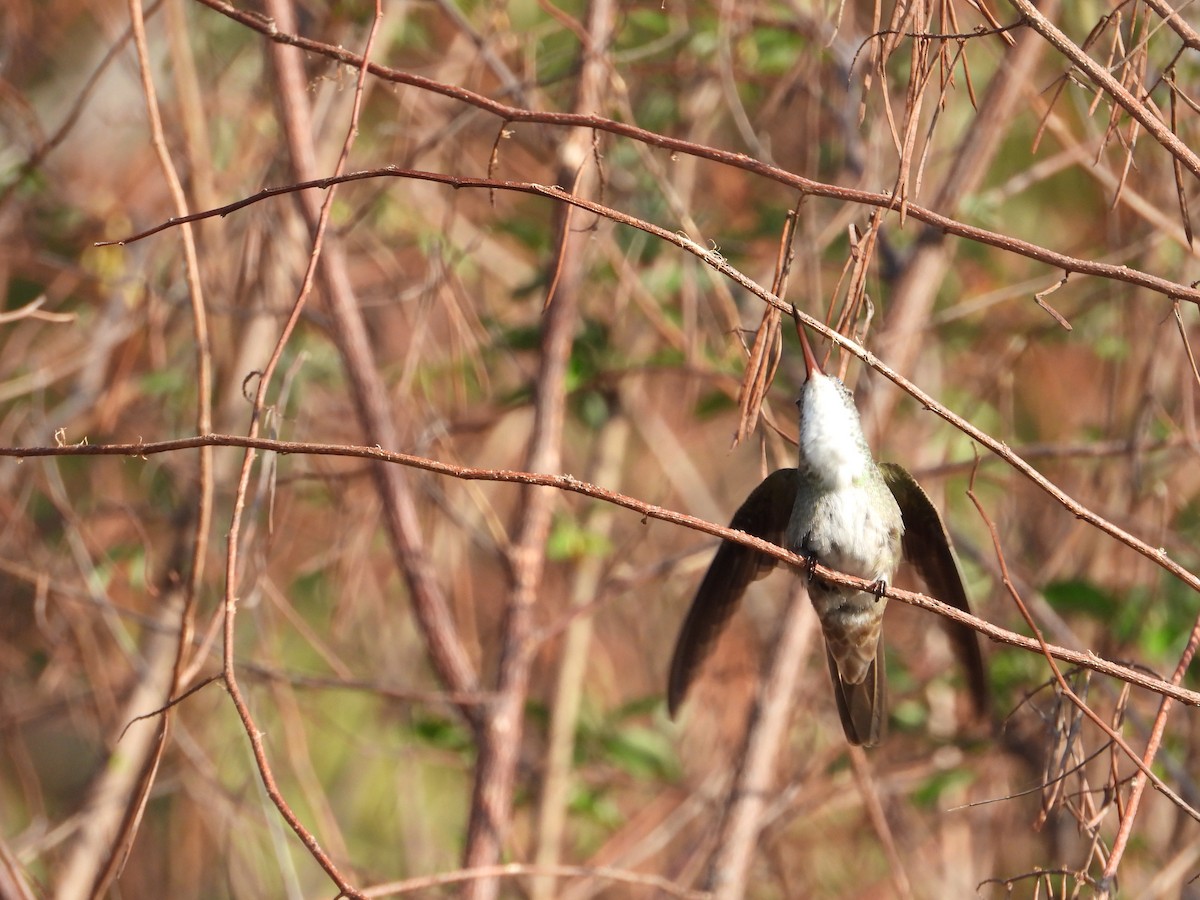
803,546,819,580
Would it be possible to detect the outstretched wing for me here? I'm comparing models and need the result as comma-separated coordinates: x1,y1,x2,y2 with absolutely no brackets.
879,462,989,716
666,468,800,717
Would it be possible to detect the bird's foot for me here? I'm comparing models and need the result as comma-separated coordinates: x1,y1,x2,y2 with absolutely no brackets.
802,545,819,580
868,578,888,602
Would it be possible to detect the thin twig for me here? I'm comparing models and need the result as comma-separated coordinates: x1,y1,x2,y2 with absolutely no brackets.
215,1,388,896
849,745,915,900
362,862,710,898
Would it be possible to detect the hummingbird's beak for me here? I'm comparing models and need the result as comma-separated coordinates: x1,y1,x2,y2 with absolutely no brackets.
795,315,823,380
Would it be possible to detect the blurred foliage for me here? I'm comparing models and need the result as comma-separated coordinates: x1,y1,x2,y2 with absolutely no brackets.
1,0,1199,897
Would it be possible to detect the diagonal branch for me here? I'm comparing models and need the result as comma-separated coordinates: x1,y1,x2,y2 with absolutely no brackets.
1006,0,1200,183
98,166,1200,305
263,5,478,711
7,433,1199,711
173,0,1200,306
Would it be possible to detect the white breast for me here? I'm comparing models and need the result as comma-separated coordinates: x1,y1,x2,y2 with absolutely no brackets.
803,484,900,582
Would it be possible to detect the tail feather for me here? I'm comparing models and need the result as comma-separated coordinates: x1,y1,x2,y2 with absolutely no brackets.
826,640,886,747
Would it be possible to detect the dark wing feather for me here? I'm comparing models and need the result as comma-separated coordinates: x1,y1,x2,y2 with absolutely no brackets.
879,462,989,716
666,468,800,717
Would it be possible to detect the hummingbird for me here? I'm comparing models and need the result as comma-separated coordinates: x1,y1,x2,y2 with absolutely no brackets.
667,317,988,746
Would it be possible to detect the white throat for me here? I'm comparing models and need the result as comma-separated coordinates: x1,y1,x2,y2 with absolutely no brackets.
798,372,869,489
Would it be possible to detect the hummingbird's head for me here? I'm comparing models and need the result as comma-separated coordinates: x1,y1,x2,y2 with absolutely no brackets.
795,322,870,488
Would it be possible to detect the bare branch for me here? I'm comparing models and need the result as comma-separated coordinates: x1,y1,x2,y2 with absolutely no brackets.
6,432,1198,710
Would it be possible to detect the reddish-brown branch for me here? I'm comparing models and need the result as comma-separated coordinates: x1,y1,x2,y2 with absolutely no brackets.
212,1,388,896
967,475,1200,863
7,433,1199,711
1006,0,1200,182
97,167,1200,311
132,0,1200,307
1143,0,1200,51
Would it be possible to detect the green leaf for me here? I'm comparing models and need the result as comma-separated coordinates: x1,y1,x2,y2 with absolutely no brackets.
546,515,613,561
139,368,188,398
600,725,677,780
568,783,622,827
891,698,925,731
409,711,473,754
693,389,736,418
912,768,975,808
1043,579,1119,619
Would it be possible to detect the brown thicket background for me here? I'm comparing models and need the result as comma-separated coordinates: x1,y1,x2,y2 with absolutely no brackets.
2,0,1200,898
